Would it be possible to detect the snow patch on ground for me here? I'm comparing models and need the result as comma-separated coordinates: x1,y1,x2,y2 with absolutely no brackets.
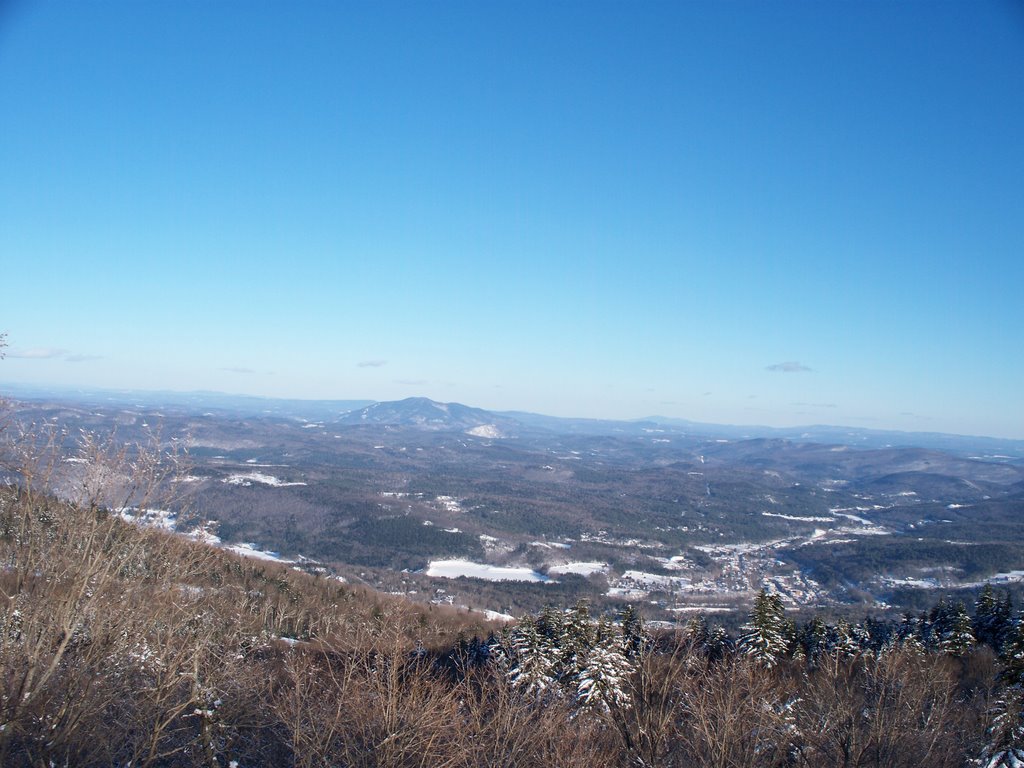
223,472,307,487
436,495,462,513
466,424,503,438
606,587,648,599
119,507,177,531
830,509,873,525
484,610,515,622
961,570,1024,588
620,570,690,589
425,559,551,583
762,512,834,523
226,543,295,563
883,576,940,589
547,561,608,576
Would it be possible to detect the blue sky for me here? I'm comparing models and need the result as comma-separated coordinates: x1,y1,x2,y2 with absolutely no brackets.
2,1,1022,438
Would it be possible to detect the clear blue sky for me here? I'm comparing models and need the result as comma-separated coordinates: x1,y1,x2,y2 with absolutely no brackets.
2,1,1022,438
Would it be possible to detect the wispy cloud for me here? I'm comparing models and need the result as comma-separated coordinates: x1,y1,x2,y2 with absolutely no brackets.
792,401,838,408
8,347,68,359
766,361,813,373
8,347,101,363
357,359,388,368
221,367,255,374
395,378,427,386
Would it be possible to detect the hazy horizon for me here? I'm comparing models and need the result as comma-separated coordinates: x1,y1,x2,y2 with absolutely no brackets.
2,2,1022,439
4,378,1024,444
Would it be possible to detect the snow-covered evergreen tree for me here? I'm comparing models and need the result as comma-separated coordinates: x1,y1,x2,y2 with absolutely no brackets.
976,586,1015,653
826,619,861,659
496,602,640,710
706,624,731,660
559,600,597,681
1001,621,1024,686
577,631,633,711
939,601,976,656
507,615,560,697
895,612,926,654
799,616,828,663
619,604,645,658
976,688,1024,768
738,588,789,668
684,613,711,649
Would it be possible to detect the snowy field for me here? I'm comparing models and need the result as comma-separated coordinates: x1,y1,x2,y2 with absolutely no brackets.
547,561,608,576
222,472,307,487
425,559,551,582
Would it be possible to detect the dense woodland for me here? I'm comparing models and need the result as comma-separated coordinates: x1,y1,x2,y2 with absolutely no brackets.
3,430,1024,766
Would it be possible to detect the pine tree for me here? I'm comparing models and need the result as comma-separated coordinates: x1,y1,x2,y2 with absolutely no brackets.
896,612,926,653
799,616,828,663
738,588,789,668
558,600,596,687
507,616,560,697
577,623,634,711
939,601,976,656
1001,622,1024,687
577,639,632,710
684,613,711,650
619,604,645,658
977,687,1024,768
924,599,951,651
977,587,1016,653
826,620,861,659
977,585,1002,646
864,615,893,653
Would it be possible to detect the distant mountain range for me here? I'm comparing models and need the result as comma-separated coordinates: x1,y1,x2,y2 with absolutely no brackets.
3,382,1023,459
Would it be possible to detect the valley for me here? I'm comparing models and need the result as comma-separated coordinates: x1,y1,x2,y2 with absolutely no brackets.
4,390,1024,623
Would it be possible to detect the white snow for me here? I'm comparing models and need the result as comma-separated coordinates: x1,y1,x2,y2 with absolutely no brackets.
187,524,222,545
960,570,1024,588
830,509,873,525
425,559,551,582
620,570,690,589
436,496,462,513
119,507,177,531
484,610,515,622
547,561,608,576
226,543,295,563
761,512,834,523
466,424,503,438
883,576,940,588
222,472,307,487
606,587,648,599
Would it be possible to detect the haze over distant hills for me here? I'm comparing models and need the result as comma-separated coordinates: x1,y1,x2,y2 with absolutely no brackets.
4,382,1023,459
